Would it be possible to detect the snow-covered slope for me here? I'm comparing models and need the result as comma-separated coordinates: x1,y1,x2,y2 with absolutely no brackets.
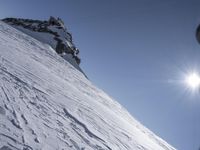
2,17,83,74
0,21,175,150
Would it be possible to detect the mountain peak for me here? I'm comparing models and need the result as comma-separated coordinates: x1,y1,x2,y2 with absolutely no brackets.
0,19,175,150
2,17,82,72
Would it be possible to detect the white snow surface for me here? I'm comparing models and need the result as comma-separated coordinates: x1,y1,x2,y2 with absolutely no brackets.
10,25,83,75
0,21,175,150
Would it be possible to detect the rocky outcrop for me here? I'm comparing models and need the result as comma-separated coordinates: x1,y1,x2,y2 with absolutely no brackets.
2,17,81,65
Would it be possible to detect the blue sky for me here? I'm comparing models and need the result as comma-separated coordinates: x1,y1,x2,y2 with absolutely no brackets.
1,0,200,149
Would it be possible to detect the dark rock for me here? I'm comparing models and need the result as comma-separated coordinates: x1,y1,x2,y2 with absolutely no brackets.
2,17,81,65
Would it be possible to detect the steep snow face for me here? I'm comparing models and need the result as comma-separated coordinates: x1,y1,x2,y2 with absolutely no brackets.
0,21,175,150
2,17,82,74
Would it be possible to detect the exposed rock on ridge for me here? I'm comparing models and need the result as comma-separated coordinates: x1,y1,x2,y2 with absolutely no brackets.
2,17,81,65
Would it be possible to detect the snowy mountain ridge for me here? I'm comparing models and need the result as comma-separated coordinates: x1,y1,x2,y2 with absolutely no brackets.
0,20,175,150
2,17,83,74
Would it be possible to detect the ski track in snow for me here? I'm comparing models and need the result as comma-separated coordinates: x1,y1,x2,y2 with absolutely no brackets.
0,21,176,150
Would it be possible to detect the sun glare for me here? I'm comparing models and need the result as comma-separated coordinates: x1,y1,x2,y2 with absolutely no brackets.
185,72,200,90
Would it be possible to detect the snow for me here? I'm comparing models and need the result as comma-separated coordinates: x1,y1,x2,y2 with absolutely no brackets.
0,21,176,150
10,24,83,74
14,25,57,49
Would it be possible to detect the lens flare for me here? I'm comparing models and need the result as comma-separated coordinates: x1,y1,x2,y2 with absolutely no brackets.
185,72,200,90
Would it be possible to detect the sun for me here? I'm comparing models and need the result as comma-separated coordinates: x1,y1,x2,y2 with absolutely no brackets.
185,72,200,89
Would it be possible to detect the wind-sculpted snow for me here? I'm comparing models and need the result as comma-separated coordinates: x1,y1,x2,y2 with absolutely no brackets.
0,21,176,150
2,17,82,74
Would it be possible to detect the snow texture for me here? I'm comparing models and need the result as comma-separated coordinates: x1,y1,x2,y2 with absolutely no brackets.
0,21,176,150
2,17,82,73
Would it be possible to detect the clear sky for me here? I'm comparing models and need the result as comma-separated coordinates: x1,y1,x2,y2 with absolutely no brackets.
0,0,200,149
